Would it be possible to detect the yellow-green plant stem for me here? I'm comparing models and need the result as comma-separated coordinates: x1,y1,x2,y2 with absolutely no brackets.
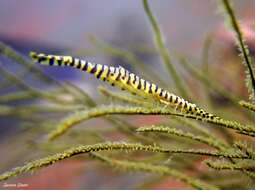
234,141,255,160
63,81,96,107
178,55,240,104
220,0,255,101
48,105,255,140
239,100,255,112
92,153,219,190
98,86,153,107
0,104,84,116
205,160,255,175
0,41,58,85
1,141,238,183
0,65,75,105
132,176,166,190
0,91,38,103
0,142,169,181
173,117,222,143
142,0,188,99
0,42,85,100
201,34,213,107
137,125,227,150
178,56,255,121
89,36,166,87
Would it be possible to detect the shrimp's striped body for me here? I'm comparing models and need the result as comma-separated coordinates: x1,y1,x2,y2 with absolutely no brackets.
30,52,219,120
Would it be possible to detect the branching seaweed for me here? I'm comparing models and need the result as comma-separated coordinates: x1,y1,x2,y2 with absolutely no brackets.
0,141,242,183
0,1,255,189
205,160,255,176
0,142,170,181
47,104,255,141
136,125,227,149
142,0,188,99
239,100,255,113
220,0,255,101
91,153,219,190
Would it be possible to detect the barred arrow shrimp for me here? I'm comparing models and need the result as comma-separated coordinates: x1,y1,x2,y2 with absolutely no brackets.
30,52,219,120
